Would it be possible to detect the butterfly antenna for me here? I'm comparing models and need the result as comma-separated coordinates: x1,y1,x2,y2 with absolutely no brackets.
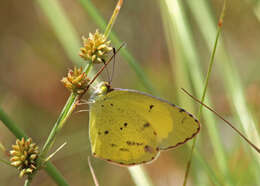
181,88,260,154
102,58,111,83
109,47,117,85
85,42,126,92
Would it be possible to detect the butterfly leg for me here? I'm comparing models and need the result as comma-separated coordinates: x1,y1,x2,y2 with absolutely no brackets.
77,99,94,105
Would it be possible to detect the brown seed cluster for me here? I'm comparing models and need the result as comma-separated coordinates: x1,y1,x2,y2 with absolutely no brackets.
79,30,112,64
61,66,90,94
10,138,39,178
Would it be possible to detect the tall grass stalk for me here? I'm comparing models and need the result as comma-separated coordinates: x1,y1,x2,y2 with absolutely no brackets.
160,0,234,185
187,0,260,183
36,0,82,65
188,0,260,156
128,166,154,186
183,3,226,185
160,3,222,185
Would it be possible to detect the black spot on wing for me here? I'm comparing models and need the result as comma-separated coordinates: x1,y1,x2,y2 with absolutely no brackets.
142,122,152,131
126,141,143,146
143,123,150,128
104,130,109,134
144,145,154,153
119,148,129,152
149,105,154,112
120,122,128,131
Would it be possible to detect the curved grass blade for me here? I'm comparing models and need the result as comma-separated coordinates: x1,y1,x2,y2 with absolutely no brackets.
187,0,260,183
160,0,234,185
160,3,221,185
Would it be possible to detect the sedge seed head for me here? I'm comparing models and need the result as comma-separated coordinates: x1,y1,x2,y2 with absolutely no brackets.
79,30,112,64
61,66,90,94
9,138,39,178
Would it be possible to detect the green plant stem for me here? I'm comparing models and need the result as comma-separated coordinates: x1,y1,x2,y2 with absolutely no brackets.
24,178,31,186
104,0,123,38
37,0,134,184
160,0,233,185
160,2,222,185
40,61,93,160
0,108,27,139
183,20,223,186
78,0,157,94
0,108,69,186
44,162,69,186
192,147,222,186
40,0,123,160
188,0,260,183
160,6,219,184
41,93,78,158
199,26,223,116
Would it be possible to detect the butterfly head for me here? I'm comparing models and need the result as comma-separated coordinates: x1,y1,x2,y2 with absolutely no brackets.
90,81,112,101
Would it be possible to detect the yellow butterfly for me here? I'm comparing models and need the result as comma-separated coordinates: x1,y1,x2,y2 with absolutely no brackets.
88,81,200,166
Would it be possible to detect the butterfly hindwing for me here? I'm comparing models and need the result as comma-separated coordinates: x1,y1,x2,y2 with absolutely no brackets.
89,88,200,165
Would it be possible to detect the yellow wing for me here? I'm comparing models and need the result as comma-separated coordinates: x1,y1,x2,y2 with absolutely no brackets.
89,88,200,166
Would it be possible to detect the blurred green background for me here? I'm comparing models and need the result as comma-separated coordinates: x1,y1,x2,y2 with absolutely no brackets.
1,0,260,185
